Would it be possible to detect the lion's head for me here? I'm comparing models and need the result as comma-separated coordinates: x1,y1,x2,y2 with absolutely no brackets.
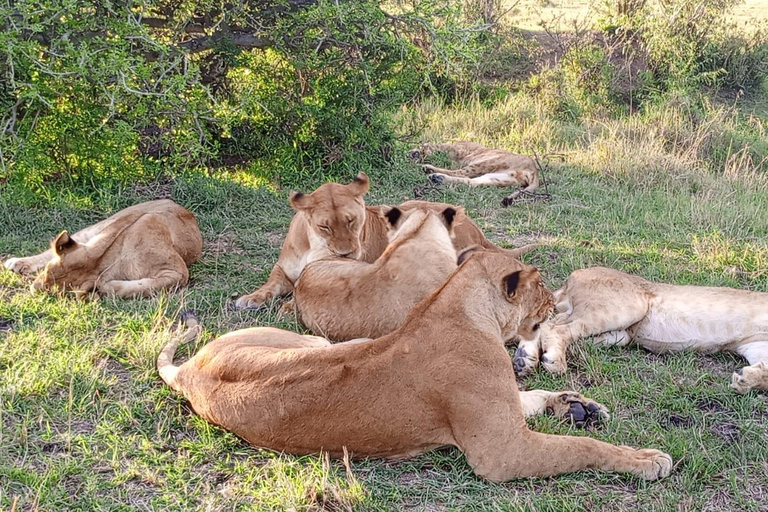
290,173,370,259
407,143,438,162
456,249,554,345
31,231,95,295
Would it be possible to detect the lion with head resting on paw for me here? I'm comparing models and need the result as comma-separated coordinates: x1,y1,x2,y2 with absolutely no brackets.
159,251,670,481
534,266,768,394
234,172,537,310
4,199,202,298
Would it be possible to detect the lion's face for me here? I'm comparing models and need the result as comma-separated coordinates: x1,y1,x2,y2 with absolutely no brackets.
407,144,436,162
498,265,554,345
31,231,94,294
459,251,554,345
290,173,370,259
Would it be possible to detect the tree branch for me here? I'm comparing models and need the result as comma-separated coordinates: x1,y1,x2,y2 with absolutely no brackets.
178,33,273,53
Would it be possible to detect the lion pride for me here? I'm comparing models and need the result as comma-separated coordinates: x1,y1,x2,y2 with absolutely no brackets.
235,172,535,309
159,251,670,482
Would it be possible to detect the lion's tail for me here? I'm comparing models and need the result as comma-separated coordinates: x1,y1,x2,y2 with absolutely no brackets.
157,310,202,392
506,243,539,259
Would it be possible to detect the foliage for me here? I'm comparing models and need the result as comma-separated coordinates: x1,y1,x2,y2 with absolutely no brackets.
0,0,492,195
526,43,621,120
605,0,768,95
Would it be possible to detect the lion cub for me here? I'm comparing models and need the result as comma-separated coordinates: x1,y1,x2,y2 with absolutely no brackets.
4,200,202,298
293,206,458,341
538,267,768,393
409,142,540,204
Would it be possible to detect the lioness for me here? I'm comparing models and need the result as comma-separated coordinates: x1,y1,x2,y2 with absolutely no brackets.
293,206,459,341
537,267,768,393
158,252,671,481
4,200,202,298
234,172,535,310
409,142,540,202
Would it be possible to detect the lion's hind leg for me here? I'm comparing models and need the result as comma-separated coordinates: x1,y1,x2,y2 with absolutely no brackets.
730,341,768,393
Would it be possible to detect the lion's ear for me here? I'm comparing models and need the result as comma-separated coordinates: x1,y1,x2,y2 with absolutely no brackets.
51,230,77,256
457,244,483,265
383,207,402,227
289,191,313,210
348,172,370,196
503,268,539,301
441,207,457,227
503,270,523,299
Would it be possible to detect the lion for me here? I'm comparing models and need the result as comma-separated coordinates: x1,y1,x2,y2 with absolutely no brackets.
535,267,768,394
234,172,536,310
292,206,460,341
4,199,202,298
408,142,540,204
158,251,672,482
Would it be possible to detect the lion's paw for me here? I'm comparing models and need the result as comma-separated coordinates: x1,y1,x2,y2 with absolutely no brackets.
546,391,610,428
513,345,539,376
4,257,32,275
593,330,630,347
729,364,766,394
234,293,267,310
541,351,567,375
630,449,673,481
429,174,445,184
277,299,296,318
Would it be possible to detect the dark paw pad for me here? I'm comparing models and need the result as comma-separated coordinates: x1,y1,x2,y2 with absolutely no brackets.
179,310,198,323
429,174,444,184
736,367,744,376
513,347,528,374
568,401,602,428
541,355,552,364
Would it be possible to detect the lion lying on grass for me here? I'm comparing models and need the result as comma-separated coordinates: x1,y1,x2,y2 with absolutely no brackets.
535,267,768,393
234,173,535,310
159,252,671,482
4,199,202,298
408,142,540,205
293,206,459,341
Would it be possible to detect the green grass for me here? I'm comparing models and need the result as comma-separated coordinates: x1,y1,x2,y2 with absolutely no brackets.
3,88,768,512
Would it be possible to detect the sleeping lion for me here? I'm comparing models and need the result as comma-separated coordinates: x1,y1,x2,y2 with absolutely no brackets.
536,267,768,393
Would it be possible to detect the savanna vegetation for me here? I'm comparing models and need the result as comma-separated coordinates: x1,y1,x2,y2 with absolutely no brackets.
2,0,768,510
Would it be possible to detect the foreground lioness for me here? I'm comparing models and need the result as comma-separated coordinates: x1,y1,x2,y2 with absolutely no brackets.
159,252,671,482
235,173,535,309
4,200,202,298
293,206,459,341
409,142,540,203
537,267,768,393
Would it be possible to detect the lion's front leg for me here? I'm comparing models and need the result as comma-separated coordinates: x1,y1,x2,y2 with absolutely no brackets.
235,264,294,310
4,250,55,275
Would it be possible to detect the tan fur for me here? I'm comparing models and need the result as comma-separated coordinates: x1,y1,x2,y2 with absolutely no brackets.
160,252,671,482
410,142,540,197
235,173,537,309
293,207,459,341
538,266,768,393
5,200,202,298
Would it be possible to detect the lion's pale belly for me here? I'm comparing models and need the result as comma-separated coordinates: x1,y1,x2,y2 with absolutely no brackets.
632,286,768,353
